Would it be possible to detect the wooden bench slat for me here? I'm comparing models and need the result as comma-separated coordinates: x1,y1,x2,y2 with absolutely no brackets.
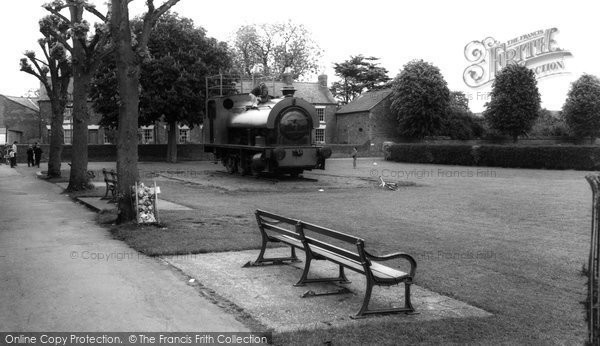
304,236,363,263
270,234,303,248
257,209,300,224
369,262,409,280
309,245,365,273
301,221,362,244
262,223,303,240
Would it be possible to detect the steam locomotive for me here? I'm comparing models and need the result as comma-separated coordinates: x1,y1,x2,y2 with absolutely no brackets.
202,81,331,176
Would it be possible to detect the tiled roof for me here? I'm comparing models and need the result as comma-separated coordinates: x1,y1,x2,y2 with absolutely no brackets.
239,80,336,105
3,96,40,112
337,89,392,114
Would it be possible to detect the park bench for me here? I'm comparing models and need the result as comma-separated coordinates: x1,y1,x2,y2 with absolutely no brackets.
245,209,417,317
102,168,118,201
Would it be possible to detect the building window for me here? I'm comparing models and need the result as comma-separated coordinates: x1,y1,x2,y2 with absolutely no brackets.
88,129,98,144
64,129,72,144
141,128,154,144
316,107,325,123
315,129,325,143
103,129,111,144
64,106,73,119
179,128,190,143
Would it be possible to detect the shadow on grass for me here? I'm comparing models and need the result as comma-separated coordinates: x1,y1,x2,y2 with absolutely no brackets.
107,210,269,256
273,316,533,345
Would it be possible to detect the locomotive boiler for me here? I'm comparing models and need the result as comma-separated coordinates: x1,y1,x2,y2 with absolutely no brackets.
203,83,332,176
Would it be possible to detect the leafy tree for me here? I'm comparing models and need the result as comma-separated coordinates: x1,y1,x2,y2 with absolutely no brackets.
483,64,541,142
450,91,469,112
390,60,450,139
231,21,322,80
43,0,112,191
110,0,181,223
330,55,390,104
529,108,569,137
20,15,72,178
92,12,232,163
562,74,600,142
439,91,483,140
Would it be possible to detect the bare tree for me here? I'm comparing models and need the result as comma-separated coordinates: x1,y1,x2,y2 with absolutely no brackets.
20,15,72,178
232,21,322,80
110,0,180,223
43,0,112,191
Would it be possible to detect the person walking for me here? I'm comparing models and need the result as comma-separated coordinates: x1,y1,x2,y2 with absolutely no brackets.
11,141,18,167
8,149,15,168
351,147,358,169
26,145,34,167
33,142,43,168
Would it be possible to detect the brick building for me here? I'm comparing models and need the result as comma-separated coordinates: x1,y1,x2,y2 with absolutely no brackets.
36,74,336,146
0,95,40,144
335,89,398,147
38,83,202,145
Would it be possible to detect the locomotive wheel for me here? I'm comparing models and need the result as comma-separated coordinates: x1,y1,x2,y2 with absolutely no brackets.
225,156,237,174
237,158,249,176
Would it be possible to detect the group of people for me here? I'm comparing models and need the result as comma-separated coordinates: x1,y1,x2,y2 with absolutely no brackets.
2,141,43,168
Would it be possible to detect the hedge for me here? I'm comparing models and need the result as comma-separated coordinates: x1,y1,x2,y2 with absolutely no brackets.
389,144,477,166
388,143,600,170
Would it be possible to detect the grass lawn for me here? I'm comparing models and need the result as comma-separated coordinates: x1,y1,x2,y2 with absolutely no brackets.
108,210,265,255
95,159,589,344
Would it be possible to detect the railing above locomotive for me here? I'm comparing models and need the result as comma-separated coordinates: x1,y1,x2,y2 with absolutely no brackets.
202,91,332,176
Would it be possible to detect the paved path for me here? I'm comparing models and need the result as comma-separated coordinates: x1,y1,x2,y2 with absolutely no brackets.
0,164,249,332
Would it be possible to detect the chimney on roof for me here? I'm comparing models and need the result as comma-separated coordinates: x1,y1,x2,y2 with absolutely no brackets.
318,74,327,88
281,69,296,97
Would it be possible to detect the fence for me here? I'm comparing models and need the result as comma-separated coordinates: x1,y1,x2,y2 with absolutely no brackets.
585,175,600,345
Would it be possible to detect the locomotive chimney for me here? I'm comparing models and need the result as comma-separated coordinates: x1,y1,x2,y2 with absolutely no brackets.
281,68,296,97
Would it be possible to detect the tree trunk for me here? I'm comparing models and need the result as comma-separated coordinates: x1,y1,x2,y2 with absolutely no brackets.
112,0,139,224
47,99,65,178
66,4,92,191
166,121,178,163
66,70,92,191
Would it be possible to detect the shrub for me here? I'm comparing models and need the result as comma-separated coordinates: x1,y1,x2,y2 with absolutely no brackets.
389,144,475,166
529,109,569,137
389,143,600,170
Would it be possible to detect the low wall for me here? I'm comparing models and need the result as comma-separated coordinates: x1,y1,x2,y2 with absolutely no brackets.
10,144,212,162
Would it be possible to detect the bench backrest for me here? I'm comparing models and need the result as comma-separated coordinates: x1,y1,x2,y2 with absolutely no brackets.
255,209,304,242
256,209,366,264
299,221,364,263
102,168,118,182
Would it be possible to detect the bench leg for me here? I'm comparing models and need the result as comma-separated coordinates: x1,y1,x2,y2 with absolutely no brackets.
110,187,117,203
352,280,416,318
294,257,351,286
243,245,300,267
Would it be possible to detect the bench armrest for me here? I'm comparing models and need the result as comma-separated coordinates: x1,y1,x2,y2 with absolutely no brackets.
365,250,417,277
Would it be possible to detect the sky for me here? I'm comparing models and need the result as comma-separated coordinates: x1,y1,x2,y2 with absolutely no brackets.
1,0,599,112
